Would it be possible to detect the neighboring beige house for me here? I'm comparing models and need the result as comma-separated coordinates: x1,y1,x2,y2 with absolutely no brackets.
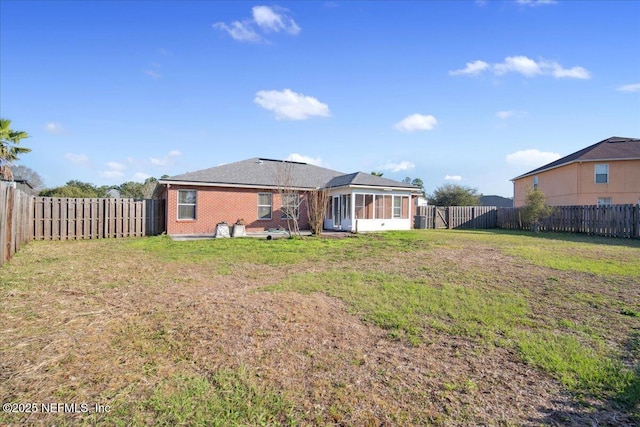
512,137,640,207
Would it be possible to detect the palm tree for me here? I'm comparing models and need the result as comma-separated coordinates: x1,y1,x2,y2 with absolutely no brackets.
0,118,30,180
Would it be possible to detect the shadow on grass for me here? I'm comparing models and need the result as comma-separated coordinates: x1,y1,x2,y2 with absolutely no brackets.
467,228,640,249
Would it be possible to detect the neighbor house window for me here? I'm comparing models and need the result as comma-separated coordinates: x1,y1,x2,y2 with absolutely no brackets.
177,190,196,220
597,197,612,206
595,164,609,184
281,193,299,219
533,176,539,189
258,193,272,220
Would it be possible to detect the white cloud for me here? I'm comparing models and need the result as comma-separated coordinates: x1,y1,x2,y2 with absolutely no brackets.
143,69,161,79
285,153,323,166
617,83,640,93
213,21,262,43
150,150,181,166
133,172,151,181
381,161,415,172
106,161,126,171
252,6,300,34
64,153,90,166
496,111,515,119
449,60,489,76
214,5,299,43
506,149,561,168
101,170,125,179
394,114,438,132
143,62,162,79
496,110,527,119
45,122,65,134
551,64,591,79
494,56,541,77
451,56,591,80
445,175,463,181
516,0,557,6
254,89,330,120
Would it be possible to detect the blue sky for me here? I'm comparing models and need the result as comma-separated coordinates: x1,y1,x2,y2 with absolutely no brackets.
1,0,639,197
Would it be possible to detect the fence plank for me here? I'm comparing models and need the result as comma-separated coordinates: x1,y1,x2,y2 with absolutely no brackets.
1,182,32,267
2,188,166,266
23,197,165,241
503,204,638,238
415,204,638,239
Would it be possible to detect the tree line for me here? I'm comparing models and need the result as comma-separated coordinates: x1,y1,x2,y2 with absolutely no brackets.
39,176,166,199
376,172,483,207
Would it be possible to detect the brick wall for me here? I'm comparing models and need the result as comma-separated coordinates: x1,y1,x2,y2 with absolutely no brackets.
165,185,310,235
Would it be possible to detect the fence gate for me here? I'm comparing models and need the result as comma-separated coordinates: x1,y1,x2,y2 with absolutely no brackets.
435,207,449,229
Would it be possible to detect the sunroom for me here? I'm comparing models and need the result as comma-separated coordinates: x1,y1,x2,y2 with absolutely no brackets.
324,186,416,232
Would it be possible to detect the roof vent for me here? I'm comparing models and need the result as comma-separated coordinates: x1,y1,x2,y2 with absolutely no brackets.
256,159,264,165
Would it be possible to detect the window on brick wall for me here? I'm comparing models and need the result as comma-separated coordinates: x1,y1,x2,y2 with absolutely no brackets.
281,193,300,219
595,164,609,184
258,193,272,220
178,190,196,220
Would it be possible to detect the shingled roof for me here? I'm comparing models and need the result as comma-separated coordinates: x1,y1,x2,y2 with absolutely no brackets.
161,158,420,191
325,172,417,189
513,136,640,180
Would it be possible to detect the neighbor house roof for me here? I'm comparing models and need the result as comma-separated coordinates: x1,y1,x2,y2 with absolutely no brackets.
480,195,513,208
512,136,640,180
160,157,420,191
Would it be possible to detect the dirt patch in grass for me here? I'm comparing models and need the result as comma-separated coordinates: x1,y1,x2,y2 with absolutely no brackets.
1,233,638,426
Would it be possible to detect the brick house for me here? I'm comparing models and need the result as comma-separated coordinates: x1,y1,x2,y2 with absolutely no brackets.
512,137,640,207
157,158,421,236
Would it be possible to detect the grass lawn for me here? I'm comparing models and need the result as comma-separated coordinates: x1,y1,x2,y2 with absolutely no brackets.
1,229,639,426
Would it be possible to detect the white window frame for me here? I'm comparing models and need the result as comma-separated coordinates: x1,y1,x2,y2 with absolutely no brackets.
355,194,365,219
392,196,402,219
258,193,272,220
533,176,539,189
340,194,351,220
177,190,197,220
281,193,300,219
597,197,612,207
595,164,609,184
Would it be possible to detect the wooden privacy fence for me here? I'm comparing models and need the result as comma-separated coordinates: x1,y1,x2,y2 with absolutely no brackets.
32,197,165,240
415,206,498,229
1,181,32,267
416,204,640,238
498,204,640,239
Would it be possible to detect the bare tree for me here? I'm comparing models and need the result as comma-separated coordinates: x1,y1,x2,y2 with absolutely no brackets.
306,187,330,236
10,165,44,194
275,161,302,237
